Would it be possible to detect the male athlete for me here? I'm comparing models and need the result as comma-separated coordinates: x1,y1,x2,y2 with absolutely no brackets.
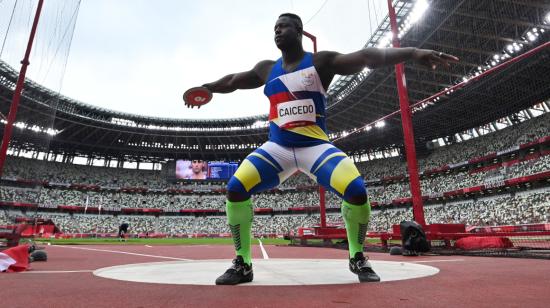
189,159,207,180
191,13,458,285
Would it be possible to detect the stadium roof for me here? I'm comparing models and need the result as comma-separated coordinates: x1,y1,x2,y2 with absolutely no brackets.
1,0,549,161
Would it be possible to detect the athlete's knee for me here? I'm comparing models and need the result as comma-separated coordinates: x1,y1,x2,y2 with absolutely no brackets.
345,194,367,205
226,190,249,202
226,176,250,202
343,176,367,205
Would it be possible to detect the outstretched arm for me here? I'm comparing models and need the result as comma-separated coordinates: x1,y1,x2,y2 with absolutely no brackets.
202,60,275,94
317,47,459,76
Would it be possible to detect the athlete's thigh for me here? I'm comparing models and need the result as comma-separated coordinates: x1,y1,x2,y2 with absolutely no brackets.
295,142,365,199
227,141,298,196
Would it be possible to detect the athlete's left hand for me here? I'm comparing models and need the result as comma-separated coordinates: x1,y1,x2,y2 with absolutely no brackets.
412,48,459,70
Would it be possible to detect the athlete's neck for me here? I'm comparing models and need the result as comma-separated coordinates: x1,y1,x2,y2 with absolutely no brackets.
281,45,305,68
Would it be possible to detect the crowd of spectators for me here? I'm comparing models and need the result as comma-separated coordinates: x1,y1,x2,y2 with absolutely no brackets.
0,209,8,225
366,154,550,203
2,112,547,190
2,188,547,235
0,152,547,212
364,189,549,232
358,112,549,179
0,112,548,236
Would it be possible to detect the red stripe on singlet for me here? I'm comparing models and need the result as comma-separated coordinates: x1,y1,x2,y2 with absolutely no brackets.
268,92,293,120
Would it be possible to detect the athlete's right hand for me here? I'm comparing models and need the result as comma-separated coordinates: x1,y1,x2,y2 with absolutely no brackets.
412,48,459,70
183,86,213,109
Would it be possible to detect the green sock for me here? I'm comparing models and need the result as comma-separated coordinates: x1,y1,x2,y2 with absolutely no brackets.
226,198,253,265
341,200,371,258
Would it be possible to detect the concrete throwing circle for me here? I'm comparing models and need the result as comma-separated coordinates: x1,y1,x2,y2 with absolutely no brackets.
94,259,439,286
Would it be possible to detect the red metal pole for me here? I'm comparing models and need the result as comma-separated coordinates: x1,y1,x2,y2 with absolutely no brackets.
319,186,327,227
302,31,317,55
0,0,44,177
387,0,426,226
303,30,327,227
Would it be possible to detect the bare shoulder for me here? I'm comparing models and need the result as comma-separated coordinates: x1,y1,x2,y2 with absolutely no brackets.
253,60,277,82
314,50,339,62
313,51,340,69
254,59,276,71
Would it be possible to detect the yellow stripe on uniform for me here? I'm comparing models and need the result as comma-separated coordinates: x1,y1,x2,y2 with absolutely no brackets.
330,157,361,195
233,159,261,192
288,125,329,141
248,153,281,172
312,153,347,174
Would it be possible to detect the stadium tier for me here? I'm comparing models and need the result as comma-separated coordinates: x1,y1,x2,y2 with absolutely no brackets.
0,110,548,235
0,0,548,252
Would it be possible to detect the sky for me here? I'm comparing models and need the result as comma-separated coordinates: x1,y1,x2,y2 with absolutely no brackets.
0,0,389,120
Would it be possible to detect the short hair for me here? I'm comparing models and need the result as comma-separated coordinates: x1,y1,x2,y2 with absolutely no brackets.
278,13,303,33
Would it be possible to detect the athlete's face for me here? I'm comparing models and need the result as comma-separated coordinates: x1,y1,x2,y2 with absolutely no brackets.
191,160,203,173
274,17,301,50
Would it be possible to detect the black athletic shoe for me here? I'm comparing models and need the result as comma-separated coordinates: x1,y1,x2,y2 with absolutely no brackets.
215,256,253,285
349,252,381,282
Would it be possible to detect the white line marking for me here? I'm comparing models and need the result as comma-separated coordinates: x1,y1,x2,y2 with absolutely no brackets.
412,259,464,263
51,245,192,261
258,239,269,259
23,270,93,274
145,245,152,248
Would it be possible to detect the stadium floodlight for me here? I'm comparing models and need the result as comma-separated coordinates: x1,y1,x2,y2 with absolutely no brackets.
493,54,500,60
374,121,385,128
546,12,550,24
252,120,268,128
506,44,514,53
409,0,429,24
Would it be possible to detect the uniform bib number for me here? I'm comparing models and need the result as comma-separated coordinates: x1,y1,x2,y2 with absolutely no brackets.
277,99,316,129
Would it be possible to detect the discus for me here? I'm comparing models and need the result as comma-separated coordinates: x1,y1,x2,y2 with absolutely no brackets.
183,86,212,109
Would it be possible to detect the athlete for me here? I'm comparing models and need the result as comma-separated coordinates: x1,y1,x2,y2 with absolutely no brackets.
189,159,207,180
191,13,458,285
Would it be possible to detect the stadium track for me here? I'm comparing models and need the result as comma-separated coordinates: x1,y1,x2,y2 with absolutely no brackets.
1,244,549,307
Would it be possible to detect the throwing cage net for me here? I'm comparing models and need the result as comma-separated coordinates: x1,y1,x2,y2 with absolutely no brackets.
0,0,81,245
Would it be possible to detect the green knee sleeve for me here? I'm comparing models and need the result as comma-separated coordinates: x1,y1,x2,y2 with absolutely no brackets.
341,200,371,258
226,199,253,265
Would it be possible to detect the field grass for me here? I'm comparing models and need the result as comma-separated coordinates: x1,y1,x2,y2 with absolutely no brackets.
34,237,291,246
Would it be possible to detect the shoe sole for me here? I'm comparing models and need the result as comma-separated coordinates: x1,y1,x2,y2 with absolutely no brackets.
215,274,253,285
358,276,381,283
350,265,380,283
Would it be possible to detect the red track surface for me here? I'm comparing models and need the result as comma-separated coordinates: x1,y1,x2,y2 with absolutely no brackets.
1,244,549,307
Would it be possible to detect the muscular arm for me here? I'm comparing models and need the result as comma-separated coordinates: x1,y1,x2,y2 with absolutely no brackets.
317,47,458,76
202,60,275,94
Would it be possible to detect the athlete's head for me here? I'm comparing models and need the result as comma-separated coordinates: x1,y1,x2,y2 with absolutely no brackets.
191,159,204,174
274,13,303,50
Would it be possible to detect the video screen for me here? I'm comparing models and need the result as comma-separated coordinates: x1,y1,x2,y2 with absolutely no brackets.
175,160,238,180
207,162,238,180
